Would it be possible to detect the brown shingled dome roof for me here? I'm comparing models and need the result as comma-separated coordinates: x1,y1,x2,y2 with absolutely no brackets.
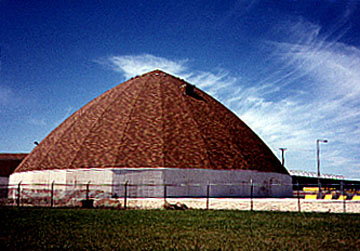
15,70,288,174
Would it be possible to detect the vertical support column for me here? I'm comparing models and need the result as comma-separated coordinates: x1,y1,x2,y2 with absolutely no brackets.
163,184,167,204
86,182,90,201
341,181,346,213
17,182,21,207
206,184,210,210
50,181,55,208
318,179,322,199
250,179,254,212
124,181,128,209
297,181,301,212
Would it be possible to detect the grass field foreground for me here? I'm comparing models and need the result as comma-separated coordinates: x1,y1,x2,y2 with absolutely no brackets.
1,207,359,250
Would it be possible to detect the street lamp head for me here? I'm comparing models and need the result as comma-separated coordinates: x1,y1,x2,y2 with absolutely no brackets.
317,139,328,143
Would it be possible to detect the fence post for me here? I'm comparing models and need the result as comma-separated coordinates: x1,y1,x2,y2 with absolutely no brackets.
17,182,21,207
297,181,301,212
341,181,346,213
163,184,167,204
250,179,253,211
124,181,128,209
206,184,210,210
86,182,90,201
50,181,55,208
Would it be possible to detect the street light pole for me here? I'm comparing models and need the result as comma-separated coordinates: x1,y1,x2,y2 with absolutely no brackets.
279,148,287,166
316,139,328,197
316,139,328,177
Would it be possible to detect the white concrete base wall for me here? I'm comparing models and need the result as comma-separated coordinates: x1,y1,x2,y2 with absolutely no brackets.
8,169,114,201
8,168,292,198
9,168,113,188
162,169,292,198
112,169,164,198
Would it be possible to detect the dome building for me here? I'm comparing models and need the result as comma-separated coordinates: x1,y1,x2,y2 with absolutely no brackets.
10,70,292,198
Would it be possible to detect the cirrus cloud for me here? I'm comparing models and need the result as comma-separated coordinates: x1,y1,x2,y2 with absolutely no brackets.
99,25,360,180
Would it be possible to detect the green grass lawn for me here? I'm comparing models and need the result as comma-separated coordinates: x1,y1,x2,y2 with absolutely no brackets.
1,207,359,250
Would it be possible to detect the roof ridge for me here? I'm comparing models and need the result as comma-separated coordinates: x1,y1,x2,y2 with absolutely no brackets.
113,75,150,167
67,79,135,169
158,75,165,168
29,105,87,171
181,85,212,168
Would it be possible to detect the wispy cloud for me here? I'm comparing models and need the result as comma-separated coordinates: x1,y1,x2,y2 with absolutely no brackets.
215,0,260,29
105,54,188,79
103,54,239,99
186,70,238,98
101,20,360,179
28,118,47,126
244,17,360,178
0,85,24,113
53,106,75,127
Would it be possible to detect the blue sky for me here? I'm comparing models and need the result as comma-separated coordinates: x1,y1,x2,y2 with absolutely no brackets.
1,0,360,180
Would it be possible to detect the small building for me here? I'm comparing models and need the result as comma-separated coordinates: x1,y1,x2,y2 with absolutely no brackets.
0,153,27,197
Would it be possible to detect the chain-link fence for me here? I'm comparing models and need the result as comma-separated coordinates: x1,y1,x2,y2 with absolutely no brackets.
1,182,360,213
